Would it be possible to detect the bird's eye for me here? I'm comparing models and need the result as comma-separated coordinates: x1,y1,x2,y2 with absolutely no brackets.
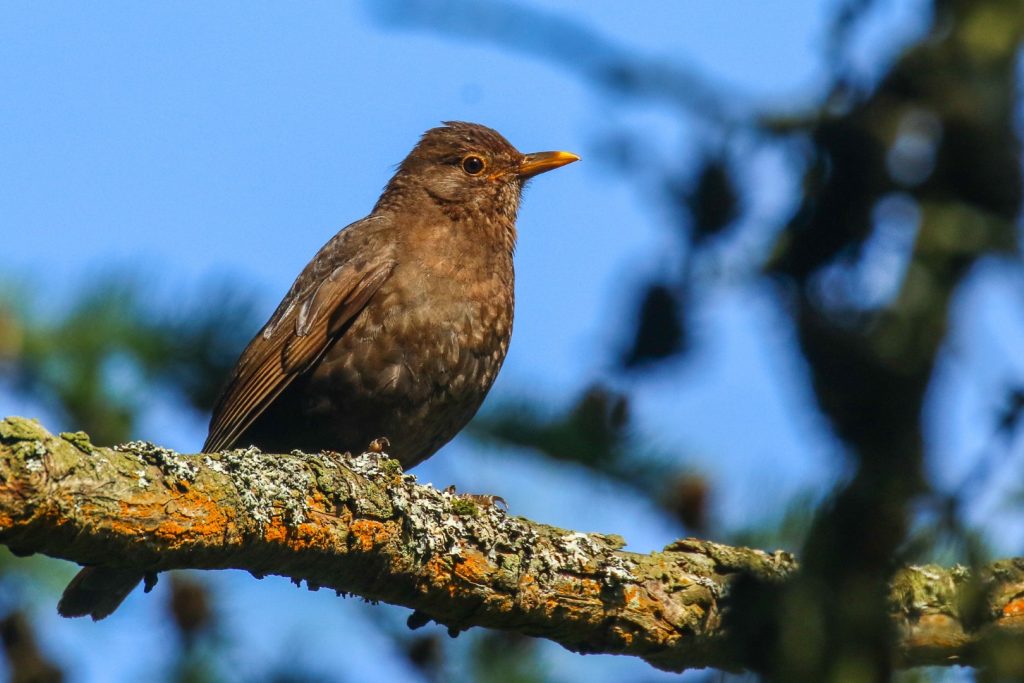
461,155,485,175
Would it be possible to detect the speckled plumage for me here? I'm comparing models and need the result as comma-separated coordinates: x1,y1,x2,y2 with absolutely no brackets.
59,121,577,623
205,121,576,467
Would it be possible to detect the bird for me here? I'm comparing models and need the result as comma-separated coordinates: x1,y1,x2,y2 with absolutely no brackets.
57,121,579,619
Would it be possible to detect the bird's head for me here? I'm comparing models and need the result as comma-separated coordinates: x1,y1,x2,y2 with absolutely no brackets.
376,121,578,223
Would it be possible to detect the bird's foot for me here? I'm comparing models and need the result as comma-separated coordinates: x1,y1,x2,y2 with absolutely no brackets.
443,485,507,511
366,437,390,454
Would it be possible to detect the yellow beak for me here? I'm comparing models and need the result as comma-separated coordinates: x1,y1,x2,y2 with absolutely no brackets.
517,150,580,178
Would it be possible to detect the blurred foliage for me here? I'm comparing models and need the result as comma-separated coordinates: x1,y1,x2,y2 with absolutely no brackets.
470,385,640,482
760,0,1022,678
166,574,224,683
465,632,555,683
471,385,712,532
1,611,63,683
727,492,821,555
0,276,258,444
622,284,687,368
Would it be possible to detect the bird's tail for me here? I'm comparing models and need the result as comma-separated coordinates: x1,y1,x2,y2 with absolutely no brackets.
57,567,143,620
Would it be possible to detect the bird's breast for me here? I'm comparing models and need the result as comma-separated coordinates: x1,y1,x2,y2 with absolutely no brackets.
299,238,513,466
315,241,513,403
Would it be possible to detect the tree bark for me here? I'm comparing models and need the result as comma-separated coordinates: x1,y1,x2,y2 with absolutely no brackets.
1,416,1022,673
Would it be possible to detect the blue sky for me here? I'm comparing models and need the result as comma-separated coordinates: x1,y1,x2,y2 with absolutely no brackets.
3,1,1008,681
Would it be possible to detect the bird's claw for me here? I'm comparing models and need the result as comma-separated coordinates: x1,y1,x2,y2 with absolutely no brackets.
443,486,508,510
367,437,390,454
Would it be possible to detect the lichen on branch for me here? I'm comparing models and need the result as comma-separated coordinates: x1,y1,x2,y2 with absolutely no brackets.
1,416,1022,673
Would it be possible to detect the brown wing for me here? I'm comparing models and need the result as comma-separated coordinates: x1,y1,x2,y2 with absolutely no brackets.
203,242,396,453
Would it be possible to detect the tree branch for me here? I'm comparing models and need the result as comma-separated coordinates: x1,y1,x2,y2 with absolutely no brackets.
1,416,1022,673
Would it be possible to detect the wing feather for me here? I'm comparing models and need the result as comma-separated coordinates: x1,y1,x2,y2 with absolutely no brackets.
203,251,395,453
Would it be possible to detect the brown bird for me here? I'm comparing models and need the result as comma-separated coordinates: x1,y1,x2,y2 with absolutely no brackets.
58,121,579,619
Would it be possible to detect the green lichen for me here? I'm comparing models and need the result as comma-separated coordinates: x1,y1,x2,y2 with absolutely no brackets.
494,553,522,592
891,564,965,616
13,439,47,465
60,431,94,454
381,458,403,477
0,417,48,443
308,460,354,505
451,498,480,518
664,537,797,579
352,479,393,518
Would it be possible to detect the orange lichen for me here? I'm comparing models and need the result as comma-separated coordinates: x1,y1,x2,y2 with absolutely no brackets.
350,519,390,552
622,585,641,609
621,584,666,614
424,555,457,595
515,573,540,606
453,548,492,586
300,521,339,547
109,500,161,536
263,519,290,544
1002,597,1024,617
112,491,232,544
305,492,333,513
424,552,503,601
154,520,190,543
263,518,338,553
903,613,968,651
578,578,601,597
